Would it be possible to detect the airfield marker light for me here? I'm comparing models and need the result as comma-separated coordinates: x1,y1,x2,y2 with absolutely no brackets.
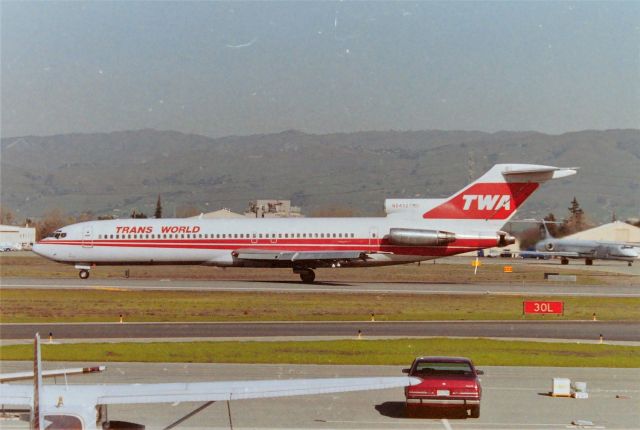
357,329,362,339
599,334,604,344
472,257,481,275
119,314,123,323
370,313,375,322
49,332,53,344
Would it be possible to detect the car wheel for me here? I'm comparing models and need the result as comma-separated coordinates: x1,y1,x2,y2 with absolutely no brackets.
469,405,480,418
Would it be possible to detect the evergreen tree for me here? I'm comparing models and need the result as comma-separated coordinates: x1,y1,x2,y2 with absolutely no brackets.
565,197,586,233
155,195,162,219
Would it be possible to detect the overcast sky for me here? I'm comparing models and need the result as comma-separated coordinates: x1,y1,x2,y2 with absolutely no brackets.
2,1,639,138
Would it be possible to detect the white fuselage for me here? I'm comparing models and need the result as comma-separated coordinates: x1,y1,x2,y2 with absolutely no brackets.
33,216,502,268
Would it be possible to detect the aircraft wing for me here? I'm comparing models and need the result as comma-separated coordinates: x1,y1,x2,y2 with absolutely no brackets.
95,376,418,404
1,376,418,407
516,250,582,258
538,251,582,257
233,249,368,265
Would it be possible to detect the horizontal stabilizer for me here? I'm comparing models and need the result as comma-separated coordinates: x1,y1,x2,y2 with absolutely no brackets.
0,366,106,383
501,165,578,181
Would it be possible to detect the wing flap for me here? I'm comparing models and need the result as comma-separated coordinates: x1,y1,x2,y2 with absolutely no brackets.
234,249,367,262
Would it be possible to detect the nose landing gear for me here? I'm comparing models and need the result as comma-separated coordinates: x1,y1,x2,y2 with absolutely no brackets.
75,264,92,280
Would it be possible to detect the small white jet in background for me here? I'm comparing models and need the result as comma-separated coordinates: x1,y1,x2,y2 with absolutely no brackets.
535,222,638,266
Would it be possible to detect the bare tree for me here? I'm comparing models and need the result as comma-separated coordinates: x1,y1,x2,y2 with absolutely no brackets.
0,206,15,225
35,209,70,240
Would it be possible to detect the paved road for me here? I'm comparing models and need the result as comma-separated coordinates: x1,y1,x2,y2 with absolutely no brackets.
1,362,639,429
2,321,638,342
2,277,640,297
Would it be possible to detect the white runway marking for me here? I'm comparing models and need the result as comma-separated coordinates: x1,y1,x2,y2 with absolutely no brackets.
442,418,453,430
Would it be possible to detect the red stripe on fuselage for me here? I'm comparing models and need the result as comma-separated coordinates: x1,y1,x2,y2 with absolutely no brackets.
36,238,497,257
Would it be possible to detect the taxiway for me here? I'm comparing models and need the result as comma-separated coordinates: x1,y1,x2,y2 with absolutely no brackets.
1,362,638,429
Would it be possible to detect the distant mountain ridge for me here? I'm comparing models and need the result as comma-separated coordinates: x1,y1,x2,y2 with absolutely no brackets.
2,129,639,222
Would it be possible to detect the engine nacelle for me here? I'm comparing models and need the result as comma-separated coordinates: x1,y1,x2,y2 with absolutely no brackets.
497,231,516,247
388,228,456,246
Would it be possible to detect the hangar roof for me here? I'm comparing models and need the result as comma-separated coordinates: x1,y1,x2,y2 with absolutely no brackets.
566,221,640,244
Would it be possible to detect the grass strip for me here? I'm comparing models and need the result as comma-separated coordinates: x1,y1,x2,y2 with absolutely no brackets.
2,289,639,322
2,338,638,368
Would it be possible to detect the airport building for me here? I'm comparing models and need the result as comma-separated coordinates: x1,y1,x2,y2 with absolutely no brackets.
196,208,246,219
195,201,304,219
246,200,303,218
0,224,36,250
565,221,640,245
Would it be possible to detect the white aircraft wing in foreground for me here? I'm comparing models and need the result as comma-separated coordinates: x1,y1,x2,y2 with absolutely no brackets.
0,334,419,430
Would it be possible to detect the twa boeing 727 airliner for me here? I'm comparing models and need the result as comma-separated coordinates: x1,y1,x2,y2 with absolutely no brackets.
33,164,576,283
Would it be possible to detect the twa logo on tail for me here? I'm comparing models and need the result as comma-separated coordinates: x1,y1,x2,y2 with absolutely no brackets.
423,182,539,220
462,195,511,211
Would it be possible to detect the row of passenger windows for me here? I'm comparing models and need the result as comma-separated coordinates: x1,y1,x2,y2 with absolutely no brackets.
97,232,358,240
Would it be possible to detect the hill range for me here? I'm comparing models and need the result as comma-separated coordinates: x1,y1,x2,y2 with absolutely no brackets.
1,129,639,223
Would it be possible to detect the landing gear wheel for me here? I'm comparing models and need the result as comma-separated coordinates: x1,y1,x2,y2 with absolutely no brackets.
469,406,480,418
561,257,569,265
585,259,593,266
299,269,315,283
79,269,90,280
629,262,633,267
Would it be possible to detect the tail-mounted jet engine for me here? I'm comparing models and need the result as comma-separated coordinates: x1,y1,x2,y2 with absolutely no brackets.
388,228,456,246
497,231,516,247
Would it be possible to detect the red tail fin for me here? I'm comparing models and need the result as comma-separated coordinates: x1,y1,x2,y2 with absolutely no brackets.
422,182,539,220
421,164,577,222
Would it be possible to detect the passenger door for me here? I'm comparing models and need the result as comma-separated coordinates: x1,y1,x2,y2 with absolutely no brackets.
82,226,93,248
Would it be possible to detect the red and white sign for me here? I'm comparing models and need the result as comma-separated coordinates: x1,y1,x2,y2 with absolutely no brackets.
523,301,564,314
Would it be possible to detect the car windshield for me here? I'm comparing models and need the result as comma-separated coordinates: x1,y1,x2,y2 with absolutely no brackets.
413,361,473,376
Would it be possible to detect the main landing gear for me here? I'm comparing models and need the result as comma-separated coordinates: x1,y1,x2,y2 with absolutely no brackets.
79,269,90,279
294,268,316,283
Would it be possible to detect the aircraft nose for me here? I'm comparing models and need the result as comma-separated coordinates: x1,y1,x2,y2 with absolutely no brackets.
31,243,52,259
31,243,44,256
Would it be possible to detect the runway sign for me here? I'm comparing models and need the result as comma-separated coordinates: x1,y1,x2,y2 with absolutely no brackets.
523,301,564,315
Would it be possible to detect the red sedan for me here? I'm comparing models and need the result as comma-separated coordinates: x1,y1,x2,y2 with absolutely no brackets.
403,356,483,418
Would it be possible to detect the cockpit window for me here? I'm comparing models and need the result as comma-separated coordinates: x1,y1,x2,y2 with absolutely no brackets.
49,230,66,239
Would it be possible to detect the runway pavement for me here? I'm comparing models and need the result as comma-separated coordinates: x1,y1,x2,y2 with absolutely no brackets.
2,321,639,342
1,362,638,429
2,277,640,297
